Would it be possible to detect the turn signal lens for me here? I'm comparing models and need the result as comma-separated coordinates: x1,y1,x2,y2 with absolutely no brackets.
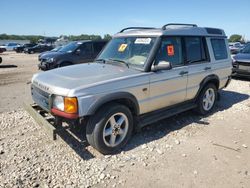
64,97,78,114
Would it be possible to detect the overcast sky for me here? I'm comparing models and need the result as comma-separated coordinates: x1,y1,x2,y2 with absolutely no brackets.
1,0,249,40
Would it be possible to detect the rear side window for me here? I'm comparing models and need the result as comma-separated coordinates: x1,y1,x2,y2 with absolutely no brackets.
93,42,106,53
184,37,208,63
155,37,183,67
211,39,228,60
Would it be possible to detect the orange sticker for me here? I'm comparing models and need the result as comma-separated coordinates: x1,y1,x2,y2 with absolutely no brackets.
167,45,174,56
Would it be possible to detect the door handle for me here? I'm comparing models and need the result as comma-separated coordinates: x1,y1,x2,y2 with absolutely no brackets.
179,71,188,75
204,67,211,71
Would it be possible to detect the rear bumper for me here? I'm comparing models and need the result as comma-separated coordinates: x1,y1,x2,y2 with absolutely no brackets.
232,68,250,77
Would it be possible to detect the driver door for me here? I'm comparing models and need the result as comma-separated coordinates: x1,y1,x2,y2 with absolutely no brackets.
148,37,188,112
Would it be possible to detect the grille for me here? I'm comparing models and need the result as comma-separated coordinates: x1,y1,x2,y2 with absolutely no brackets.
31,84,50,111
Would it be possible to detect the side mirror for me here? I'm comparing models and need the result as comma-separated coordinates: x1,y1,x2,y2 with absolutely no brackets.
75,49,81,55
151,61,172,72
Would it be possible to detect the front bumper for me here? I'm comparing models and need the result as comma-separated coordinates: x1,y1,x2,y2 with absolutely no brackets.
38,61,55,71
23,103,59,140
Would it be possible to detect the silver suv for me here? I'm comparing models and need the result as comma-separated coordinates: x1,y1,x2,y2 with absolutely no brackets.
26,23,232,154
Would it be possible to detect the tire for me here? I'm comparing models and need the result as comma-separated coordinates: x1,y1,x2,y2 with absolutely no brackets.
86,103,134,154
196,83,217,115
0,57,2,64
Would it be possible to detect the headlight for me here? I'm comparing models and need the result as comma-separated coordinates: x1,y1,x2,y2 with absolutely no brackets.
52,96,78,114
53,96,64,111
48,57,55,63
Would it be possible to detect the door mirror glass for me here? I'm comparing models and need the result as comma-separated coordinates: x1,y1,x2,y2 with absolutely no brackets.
152,61,172,71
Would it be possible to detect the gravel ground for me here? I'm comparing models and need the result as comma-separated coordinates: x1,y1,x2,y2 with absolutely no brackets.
0,53,250,187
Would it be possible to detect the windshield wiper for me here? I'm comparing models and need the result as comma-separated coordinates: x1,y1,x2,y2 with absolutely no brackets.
95,59,106,63
108,58,129,68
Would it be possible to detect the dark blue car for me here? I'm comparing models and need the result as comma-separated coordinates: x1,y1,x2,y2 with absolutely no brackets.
232,43,250,77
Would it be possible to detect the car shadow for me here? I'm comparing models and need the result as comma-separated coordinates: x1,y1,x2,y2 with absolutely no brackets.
56,90,249,158
0,65,18,68
123,90,249,152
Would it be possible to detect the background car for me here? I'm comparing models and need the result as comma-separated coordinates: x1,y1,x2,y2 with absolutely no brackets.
0,47,6,53
232,43,250,77
14,43,37,53
38,46,63,61
0,43,21,51
24,44,53,54
229,42,245,54
38,40,107,70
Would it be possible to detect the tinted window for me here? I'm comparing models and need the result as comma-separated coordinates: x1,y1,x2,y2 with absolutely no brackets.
79,43,92,55
211,39,228,60
155,37,183,67
242,44,250,54
185,37,208,63
93,42,105,53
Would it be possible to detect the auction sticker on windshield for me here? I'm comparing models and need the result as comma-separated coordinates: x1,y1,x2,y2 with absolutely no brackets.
134,38,151,44
118,44,128,52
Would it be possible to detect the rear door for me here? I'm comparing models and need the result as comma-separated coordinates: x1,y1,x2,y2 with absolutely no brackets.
185,36,211,100
148,36,188,112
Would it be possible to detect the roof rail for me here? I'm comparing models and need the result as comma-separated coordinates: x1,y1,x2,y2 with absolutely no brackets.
119,27,156,33
162,23,197,30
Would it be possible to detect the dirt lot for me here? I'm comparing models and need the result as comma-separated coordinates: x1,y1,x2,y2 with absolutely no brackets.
0,52,250,188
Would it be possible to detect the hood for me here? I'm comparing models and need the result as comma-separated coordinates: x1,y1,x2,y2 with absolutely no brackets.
39,51,62,59
234,53,250,63
32,63,143,96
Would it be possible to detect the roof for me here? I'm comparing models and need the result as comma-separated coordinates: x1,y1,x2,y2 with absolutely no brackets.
114,24,226,38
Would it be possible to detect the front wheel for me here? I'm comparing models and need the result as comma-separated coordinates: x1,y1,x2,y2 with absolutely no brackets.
196,84,217,115
86,103,133,154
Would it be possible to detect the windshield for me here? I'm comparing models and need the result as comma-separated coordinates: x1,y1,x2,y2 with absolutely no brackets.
51,46,62,52
241,44,250,54
58,42,80,53
98,37,156,67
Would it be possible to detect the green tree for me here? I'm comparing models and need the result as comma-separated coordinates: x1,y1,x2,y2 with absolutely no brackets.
229,34,242,42
103,34,112,40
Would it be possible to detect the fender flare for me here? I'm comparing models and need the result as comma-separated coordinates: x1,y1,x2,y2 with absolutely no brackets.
87,92,140,115
195,74,220,99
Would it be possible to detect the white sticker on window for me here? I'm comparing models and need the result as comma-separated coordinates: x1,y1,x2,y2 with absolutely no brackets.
134,38,151,44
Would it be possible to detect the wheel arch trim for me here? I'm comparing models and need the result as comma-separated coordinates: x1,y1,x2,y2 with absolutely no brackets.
86,92,140,116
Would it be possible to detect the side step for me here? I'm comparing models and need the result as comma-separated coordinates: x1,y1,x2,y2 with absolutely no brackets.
138,102,197,128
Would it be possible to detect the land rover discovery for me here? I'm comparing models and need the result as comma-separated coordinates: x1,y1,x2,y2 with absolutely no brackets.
26,23,232,154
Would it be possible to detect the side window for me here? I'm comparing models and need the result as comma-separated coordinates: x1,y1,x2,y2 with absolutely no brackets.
93,42,105,54
210,39,228,60
79,43,92,55
185,37,208,63
155,37,183,67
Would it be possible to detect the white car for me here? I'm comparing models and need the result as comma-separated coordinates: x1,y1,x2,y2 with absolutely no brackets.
0,43,21,51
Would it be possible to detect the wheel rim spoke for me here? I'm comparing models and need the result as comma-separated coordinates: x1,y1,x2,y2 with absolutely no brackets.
109,116,117,127
119,128,125,135
117,116,125,126
104,127,112,136
109,134,117,146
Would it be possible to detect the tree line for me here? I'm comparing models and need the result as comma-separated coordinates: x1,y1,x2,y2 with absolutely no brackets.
0,33,247,43
0,34,112,43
